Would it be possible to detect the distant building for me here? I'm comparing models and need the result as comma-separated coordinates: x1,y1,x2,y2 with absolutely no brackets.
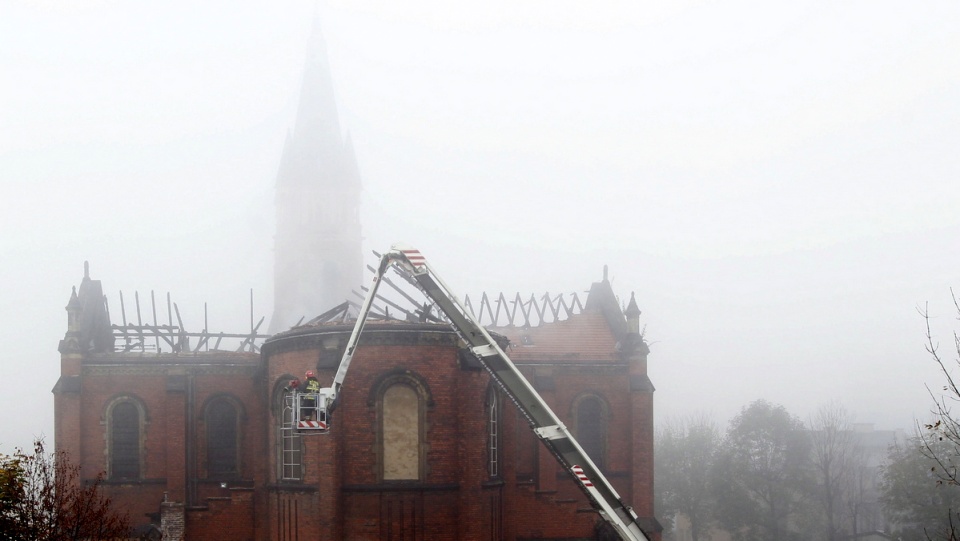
52,18,660,541
849,423,907,534
838,531,894,541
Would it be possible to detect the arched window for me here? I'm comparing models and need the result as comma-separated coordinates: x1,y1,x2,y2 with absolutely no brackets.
382,383,421,480
486,385,501,479
373,372,430,482
574,394,607,471
106,397,144,480
275,379,302,481
205,397,240,478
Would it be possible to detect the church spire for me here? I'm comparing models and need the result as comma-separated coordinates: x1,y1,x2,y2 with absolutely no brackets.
292,18,342,158
270,18,363,333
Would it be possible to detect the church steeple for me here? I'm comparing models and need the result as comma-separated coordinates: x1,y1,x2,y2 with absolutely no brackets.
292,18,342,164
270,18,363,333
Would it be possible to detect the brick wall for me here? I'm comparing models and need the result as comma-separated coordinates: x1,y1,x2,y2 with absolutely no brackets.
161,500,184,541
58,353,261,532
58,318,657,540
185,488,254,541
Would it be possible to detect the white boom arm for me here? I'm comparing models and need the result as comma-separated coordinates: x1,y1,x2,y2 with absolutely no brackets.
319,245,650,541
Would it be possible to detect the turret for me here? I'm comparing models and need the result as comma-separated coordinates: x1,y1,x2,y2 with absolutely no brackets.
59,286,82,355
68,286,80,331
625,292,642,336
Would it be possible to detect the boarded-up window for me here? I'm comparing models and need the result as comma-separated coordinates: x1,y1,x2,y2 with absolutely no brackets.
576,396,605,470
382,384,420,480
110,402,140,479
206,398,238,477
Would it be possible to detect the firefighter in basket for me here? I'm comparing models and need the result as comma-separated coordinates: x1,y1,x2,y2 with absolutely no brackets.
301,370,321,421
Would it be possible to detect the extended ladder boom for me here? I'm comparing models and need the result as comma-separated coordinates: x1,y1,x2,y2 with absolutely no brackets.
324,245,650,541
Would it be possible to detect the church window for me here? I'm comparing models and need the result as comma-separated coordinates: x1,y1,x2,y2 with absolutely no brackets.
369,370,432,483
276,382,302,481
205,397,240,478
487,386,501,478
574,394,607,470
382,384,420,480
107,398,144,480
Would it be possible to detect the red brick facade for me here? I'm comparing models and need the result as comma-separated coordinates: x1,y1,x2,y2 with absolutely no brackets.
54,271,660,540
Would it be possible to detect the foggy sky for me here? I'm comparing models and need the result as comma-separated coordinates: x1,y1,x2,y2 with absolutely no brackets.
2,1,959,454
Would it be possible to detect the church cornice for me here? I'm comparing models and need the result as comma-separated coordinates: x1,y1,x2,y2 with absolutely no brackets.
81,364,259,377
262,322,459,357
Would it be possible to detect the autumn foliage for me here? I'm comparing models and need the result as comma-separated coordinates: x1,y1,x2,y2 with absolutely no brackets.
0,439,129,541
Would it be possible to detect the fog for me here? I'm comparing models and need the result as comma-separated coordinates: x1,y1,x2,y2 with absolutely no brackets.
2,1,959,454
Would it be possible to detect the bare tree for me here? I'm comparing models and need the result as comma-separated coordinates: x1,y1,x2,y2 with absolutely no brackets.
655,413,720,541
922,293,960,487
0,439,129,541
842,443,872,535
912,291,960,540
808,401,864,541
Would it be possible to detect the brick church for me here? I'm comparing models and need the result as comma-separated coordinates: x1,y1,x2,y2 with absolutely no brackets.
52,18,661,541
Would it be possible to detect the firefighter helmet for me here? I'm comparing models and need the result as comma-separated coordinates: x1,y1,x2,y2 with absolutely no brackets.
305,370,316,379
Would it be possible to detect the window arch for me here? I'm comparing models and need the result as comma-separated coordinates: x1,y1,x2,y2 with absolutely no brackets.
486,385,501,479
372,371,430,482
105,396,145,480
274,378,302,481
204,396,241,478
573,393,608,471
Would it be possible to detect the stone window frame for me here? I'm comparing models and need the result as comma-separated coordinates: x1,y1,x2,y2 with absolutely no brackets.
571,392,610,471
201,394,244,480
368,369,433,483
485,384,502,479
273,376,302,482
103,395,147,481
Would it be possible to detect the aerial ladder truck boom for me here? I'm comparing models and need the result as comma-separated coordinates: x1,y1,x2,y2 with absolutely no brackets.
296,245,651,541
